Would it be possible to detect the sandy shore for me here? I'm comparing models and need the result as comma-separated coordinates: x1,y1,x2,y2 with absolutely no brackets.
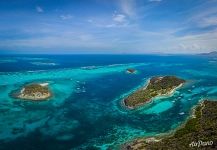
15,83,52,101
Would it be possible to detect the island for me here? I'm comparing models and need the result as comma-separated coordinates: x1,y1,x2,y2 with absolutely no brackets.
124,76,185,109
15,83,52,101
198,51,217,57
126,68,137,74
122,100,217,150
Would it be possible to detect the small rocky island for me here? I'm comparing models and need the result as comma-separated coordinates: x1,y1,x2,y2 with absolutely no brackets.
126,68,137,74
124,76,185,109
122,100,217,150
15,83,51,101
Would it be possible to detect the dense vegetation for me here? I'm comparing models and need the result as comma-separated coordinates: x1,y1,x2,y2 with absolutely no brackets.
123,100,217,150
23,84,49,95
124,76,185,108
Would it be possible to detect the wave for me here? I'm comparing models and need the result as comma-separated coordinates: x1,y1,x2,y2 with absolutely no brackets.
30,62,58,66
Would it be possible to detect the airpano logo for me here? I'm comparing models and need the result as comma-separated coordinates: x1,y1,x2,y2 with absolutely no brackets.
189,140,213,148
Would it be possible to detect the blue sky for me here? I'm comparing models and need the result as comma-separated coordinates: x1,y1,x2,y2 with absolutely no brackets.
0,0,217,54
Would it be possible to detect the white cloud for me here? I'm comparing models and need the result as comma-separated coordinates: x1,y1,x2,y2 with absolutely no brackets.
36,6,44,13
166,30,217,53
186,2,217,28
197,16,217,28
89,13,129,28
113,14,126,23
105,14,129,28
119,0,136,17
105,24,116,28
1,27,217,54
60,14,73,20
178,43,201,51
2,0,217,54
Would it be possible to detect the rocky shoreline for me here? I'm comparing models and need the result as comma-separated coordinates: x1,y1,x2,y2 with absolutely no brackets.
14,83,52,101
121,100,217,150
123,76,185,109
126,68,137,74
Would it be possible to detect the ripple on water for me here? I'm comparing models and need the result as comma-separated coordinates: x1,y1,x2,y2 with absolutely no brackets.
0,63,146,141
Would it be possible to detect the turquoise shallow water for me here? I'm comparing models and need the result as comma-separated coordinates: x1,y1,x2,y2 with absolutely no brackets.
144,100,173,114
0,55,217,149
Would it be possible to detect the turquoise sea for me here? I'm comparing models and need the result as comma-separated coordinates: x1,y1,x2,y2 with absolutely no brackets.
0,54,217,149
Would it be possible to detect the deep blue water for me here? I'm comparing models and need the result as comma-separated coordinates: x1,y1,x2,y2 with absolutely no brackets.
0,54,216,150
0,54,202,72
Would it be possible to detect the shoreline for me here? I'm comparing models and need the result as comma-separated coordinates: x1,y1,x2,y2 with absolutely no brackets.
123,77,184,109
121,100,214,150
121,79,151,110
13,82,52,101
17,92,52,101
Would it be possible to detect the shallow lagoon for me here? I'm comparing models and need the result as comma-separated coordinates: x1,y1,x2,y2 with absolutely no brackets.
0,55,217,149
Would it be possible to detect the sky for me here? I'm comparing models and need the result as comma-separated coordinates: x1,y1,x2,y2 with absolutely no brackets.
0,0,217,54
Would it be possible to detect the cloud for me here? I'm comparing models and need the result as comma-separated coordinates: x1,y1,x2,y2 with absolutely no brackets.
119,0,136,17
178,43,201,51
113,14,126,23
186,2,217,28
36,6,44,13
60,14,73,20
1,0,217,54
199,16,217,28
104,14,129,28
1,26,217,54
167,29,217,53
88,13,129,28
169,1,217,38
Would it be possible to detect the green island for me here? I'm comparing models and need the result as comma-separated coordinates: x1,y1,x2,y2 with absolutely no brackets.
122,100,217,150
124,76,185,109
15,83,52,101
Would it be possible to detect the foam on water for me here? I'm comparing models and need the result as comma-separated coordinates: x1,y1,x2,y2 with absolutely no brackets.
0,63,144,85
